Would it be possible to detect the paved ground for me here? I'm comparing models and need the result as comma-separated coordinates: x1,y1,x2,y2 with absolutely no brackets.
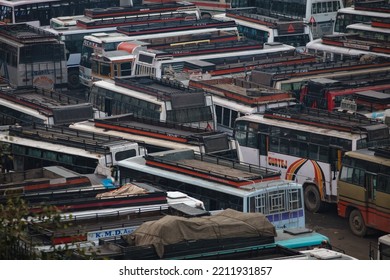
305,204,384,260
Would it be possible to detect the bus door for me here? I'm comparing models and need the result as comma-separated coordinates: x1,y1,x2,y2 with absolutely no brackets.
365,171,378,227
258,131,269,167
104,97,113,116
329,145,343,199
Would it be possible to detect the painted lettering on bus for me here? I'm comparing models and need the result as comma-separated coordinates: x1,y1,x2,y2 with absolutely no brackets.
268,156,287,169
87,226,137,241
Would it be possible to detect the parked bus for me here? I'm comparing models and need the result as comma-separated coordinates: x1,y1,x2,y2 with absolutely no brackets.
337,146,390,237
214,7,313,50
0,23,67,89
146,0,343,36
346,22,390,42
47,8,201,89
0,87,96,126
370,234,390,260
300,77,390,112
334,1,390,34
305,37,390,61
251,61,390,94
189,77,297,135
117,149,306,230
69,113,237,156
233,105,390,213
0,124,145,176
251,0,343,38
132,42,295,79
0,0,129,27
83,1,197,19
144,0,232,13
89,76,216,130
79,21,237,86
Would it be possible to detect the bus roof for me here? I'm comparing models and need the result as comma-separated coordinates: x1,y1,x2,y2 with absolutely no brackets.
236,114,372,141
159,43,296,65
0,23,58,44
344,147,390,166
305,38,390,58
347,22,390,34
274,64,390,88
0,0,63,7
69,120,202,152
336,7,390,18
0,132,103,159
83,32,133,43
117,155,301,198
93,80,164,105
45,25,116,36
1,124,138,157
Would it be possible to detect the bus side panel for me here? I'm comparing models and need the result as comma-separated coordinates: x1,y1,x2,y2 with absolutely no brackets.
261,152,336,201
370,192,390,233
337,181,367,220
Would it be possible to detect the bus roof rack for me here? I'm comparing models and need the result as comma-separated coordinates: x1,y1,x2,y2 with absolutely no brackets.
354,0,390,13
114,76,203,101
0,23,58,44
93,113,226,146
263,105,384,133
144,149,281,187
84,2,197,18
8,124,131,155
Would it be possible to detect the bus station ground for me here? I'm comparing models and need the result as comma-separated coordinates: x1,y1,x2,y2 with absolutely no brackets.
305,204,384,260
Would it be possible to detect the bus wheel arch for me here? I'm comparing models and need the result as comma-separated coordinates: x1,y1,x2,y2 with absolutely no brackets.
303,184,322,213
348,208,367,237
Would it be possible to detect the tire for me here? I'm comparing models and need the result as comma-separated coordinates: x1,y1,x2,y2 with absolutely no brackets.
67,69,81,90
349,209,367,237
304,185,321,213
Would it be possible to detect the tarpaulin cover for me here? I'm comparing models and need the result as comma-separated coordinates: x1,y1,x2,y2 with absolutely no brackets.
96,183,147,198
122,208,276,258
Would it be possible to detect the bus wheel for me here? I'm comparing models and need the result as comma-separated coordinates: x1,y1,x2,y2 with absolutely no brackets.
349,209,367,237
68,69,80,90
304,185,321,213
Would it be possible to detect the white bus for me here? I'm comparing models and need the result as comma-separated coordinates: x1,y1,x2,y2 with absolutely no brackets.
334,4,390,34
189,77,296,135
79,32,146,87
69,113,238,161
133,42,296,79
0,23,67,89
89,77,216,130
305,37,390,61
117,149,306,230
0,87,96,126
233,106,390,213
46,8,201,89
250,0,343,38
214,7,313,51
346,22,390,41
0,124,145,176
79,23,236,87
0,0,127,27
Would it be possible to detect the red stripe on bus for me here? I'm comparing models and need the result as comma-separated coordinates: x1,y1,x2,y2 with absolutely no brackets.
95,122,188,143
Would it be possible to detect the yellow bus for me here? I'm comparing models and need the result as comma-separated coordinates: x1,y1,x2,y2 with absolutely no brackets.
338,147,390,236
